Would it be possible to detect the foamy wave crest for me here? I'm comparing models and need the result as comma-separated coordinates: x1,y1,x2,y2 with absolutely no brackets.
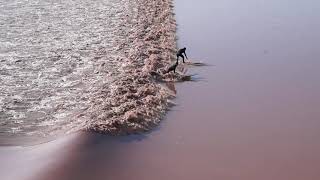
0,0,177,137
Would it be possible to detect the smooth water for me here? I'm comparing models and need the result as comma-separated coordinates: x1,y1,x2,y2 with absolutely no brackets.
35,0,320,179
1,0,320,179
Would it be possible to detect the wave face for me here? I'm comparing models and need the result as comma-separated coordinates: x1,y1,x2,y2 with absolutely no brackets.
0,0,176,137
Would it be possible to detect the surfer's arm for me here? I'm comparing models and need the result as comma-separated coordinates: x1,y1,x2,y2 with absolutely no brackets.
184,52,188,59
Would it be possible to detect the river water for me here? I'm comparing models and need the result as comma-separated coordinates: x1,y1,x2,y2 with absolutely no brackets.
1,0,320,179
0,0,176,140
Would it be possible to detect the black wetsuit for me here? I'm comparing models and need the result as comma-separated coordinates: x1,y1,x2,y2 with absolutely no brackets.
167,61,178,73
176,48,188,63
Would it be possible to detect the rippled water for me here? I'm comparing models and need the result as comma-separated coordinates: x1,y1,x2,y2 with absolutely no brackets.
0,0,177,138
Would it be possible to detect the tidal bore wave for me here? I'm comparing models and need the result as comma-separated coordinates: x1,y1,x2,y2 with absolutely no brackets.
0,0,179,138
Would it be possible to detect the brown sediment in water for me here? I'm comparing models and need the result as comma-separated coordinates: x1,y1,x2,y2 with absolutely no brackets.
81,0,180,135
0,0,185,138
2,0,320,179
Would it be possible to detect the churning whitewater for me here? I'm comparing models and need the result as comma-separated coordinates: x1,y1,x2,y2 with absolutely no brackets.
0,0,178,137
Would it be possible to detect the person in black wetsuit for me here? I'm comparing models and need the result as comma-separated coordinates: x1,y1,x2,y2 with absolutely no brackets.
166,60,179,74
176,47,188,63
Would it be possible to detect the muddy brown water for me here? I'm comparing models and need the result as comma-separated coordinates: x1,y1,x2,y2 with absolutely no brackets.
1,0,320,179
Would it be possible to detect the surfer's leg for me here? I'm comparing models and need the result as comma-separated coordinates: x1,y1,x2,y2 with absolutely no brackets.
181,55,185,63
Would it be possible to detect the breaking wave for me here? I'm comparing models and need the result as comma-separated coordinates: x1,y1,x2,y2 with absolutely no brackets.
0,0,178,137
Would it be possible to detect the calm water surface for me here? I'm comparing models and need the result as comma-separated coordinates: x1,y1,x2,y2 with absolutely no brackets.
3,0,320,179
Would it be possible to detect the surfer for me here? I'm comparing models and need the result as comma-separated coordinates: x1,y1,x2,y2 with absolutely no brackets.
166,60,179,74
176,47,188,63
